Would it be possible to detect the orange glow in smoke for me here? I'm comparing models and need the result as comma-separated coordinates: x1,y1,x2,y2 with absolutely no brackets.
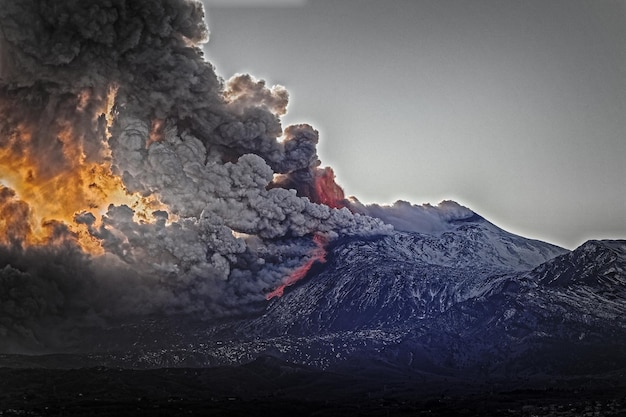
0,87,164,252
146,118,165,148
266,234,328,300
104,85,119,135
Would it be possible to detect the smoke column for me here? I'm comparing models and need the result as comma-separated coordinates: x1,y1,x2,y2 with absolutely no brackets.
0,0,390,350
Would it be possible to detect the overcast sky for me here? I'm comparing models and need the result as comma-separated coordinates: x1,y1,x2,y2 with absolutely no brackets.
201,0,626,249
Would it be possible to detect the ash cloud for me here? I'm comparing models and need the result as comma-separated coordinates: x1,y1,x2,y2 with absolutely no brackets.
0,0,390,349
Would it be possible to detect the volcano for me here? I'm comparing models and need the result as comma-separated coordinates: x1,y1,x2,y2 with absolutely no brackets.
38,202,623,378
0,0,625,415
2,205,626,415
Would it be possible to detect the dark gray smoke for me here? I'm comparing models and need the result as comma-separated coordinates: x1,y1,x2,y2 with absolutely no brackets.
0,0,390,350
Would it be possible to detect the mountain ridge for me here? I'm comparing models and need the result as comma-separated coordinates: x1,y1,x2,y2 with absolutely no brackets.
1,204,624,385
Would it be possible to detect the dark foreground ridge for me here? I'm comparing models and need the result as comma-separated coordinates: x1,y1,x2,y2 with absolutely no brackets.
1,361,626,417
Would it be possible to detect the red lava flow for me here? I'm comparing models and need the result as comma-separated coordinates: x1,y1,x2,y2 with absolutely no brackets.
266,234,328,300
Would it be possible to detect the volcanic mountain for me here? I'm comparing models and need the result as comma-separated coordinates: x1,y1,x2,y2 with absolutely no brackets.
2,201,626,415
0,1,625,414
212,204,626,376
9,201,623,382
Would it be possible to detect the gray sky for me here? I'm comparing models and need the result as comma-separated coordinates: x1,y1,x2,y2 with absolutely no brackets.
202,0,626,249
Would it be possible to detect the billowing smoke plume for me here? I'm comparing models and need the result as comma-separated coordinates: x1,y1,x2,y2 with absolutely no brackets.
350,199,477,234
0,0,390,350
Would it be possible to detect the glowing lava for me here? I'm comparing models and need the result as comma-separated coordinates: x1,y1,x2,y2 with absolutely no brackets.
266,234,328,300
313,167,348,209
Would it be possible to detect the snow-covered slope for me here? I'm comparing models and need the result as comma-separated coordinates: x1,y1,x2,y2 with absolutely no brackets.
355,200,567,270
241,208,566,336
531,239,626,289
209,233,625,377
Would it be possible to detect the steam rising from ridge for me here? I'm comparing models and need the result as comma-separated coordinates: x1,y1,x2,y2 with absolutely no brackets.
0,0,391,350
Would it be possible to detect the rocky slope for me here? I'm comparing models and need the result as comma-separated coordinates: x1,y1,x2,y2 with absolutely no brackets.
2,207,625,384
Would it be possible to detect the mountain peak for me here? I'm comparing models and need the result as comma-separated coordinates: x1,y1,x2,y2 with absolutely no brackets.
530,239,626,288
580,239,626,254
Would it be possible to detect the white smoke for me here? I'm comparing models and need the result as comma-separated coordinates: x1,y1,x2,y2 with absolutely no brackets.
351,199,476,234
